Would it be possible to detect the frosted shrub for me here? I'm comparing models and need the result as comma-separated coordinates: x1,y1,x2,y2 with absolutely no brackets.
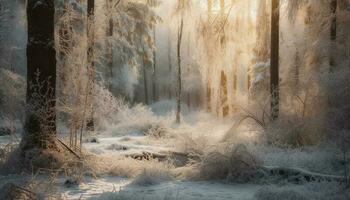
195,143,260,182
108,104,165,136
90,154,174,181
146,123,168,139
24,70,57,148
131,167,173,186
93,84,128,130
176,134,208,156
237,73,327,147
0,68,25,128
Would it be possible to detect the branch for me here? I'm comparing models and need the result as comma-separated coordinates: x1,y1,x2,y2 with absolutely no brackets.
114,0,122,8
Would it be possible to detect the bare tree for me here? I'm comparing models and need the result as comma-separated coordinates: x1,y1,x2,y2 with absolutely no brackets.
22,0,57,150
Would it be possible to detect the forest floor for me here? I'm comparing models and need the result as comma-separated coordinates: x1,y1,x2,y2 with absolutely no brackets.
0,101,349,199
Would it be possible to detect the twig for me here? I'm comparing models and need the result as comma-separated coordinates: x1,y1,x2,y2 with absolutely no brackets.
114,0,122,8
57,138,81,159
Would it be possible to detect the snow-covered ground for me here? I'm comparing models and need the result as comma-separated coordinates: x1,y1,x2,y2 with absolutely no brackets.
0,101,349,199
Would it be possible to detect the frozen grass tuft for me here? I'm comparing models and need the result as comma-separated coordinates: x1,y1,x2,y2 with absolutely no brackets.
88,154,175,181
131,167,173,186
185,143,261,182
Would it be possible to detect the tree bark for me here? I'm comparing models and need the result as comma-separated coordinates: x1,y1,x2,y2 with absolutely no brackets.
23,0,57,149
270,0,280,120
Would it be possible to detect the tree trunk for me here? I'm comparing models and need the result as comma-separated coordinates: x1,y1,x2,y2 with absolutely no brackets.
206,0,212,112
142,49,149,105
220,71,229,117
167,28,173,99
152,28,157,102
86,0,95,132
330,0,337,72
22,0,57,150
106,0,114,88
251,0,269,98
270,0,280,120
176,18,184,124
207,0,212,20
80,0,95,148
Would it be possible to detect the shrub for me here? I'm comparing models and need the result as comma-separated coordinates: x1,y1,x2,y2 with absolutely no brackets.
195,143,261,182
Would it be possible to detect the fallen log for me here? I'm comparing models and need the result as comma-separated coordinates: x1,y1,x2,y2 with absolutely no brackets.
125,151,200,167
125,151,167,161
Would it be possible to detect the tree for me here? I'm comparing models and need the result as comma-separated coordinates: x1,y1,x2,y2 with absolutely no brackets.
167,27,173,99
152,28,157,102
270,0,280,120
330,0,337,72
142,43,149,105
22,0,57,150
174,0,190,123
176,17,183,123
106,0,114,86
251,0,270,98
206,0,212,112
81,0,95,146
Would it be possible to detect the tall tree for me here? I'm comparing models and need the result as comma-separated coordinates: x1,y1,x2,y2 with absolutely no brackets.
219,0,229,117
206,0,212,112
22,0,57,149
152,28,157,102
251,0,270,97
207,0,212,20
176,17,183,123
167,27,173,99
270,0,280,120
81,0,95,145
330,0,337,72
106,0,114,85
142,44,149,105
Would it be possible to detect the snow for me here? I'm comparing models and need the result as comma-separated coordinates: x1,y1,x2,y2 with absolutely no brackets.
0,102,348,199
90,181,259,200
58,176,131,199
60,104,347,199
